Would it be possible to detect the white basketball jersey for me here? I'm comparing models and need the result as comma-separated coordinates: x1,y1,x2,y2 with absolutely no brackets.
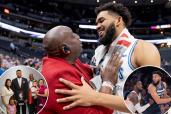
114,37,138,114
116,37,138,97
90,28,138,114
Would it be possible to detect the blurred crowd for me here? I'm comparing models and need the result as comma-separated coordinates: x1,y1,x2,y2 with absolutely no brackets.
0,53,41,76
161,59,171,66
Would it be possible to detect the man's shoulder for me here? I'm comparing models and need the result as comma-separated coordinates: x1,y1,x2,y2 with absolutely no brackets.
22,77,27,80
134,39,160,66
2,86,6,90
162,81,167,88
42,62,76,78
12,78,17,81
42,57,71,68
135,39,157,51
95,45,105,52
148,83,155,90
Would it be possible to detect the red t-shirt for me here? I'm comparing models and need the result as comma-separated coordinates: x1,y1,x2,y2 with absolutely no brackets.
40,57,113,114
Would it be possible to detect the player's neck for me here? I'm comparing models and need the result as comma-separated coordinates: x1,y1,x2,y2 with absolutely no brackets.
157,81,162,86
115,26,126,38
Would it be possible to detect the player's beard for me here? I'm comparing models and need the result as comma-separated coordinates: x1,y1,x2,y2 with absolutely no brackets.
138,88,143,92
99,23,116,46
152,80,160,86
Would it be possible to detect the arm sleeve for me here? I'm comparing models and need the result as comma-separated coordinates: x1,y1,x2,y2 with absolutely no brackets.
1,87,6,96
134,103,150,113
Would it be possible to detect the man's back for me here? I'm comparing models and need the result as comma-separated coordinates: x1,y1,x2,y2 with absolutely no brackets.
41,56,112,114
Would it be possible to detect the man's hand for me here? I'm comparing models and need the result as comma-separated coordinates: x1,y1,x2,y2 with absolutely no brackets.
55,77,97,110
127,92,138,105
101,52,122,85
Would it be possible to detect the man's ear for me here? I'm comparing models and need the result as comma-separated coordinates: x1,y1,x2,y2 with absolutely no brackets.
115,16,122,27
61,44,71,54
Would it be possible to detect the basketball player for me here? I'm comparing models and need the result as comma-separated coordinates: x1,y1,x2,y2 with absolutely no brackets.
143,71,171,114
125,81,153,114
55,2,161,113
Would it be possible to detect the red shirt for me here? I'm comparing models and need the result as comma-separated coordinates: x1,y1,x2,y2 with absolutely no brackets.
40,57,113,114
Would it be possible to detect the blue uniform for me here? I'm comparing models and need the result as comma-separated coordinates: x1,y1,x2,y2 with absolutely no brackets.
143,82,166,114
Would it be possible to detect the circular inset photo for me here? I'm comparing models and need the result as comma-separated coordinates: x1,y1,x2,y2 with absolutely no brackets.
0,65,48,114
123,66,171,114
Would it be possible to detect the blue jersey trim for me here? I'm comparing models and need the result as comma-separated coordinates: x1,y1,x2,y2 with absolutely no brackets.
118,68,124,80
128,40,138,70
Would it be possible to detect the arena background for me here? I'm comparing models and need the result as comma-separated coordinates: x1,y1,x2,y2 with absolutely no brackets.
0,0,170,74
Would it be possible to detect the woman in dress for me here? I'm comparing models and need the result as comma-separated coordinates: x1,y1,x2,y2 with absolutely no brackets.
36,79,48,112
1,79,14,114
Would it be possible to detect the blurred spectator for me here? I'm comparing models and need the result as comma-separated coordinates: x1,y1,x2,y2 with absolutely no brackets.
0,56,5,76
24,57,41,70
10,42,19,55
161,59,171,66
0,53,41,71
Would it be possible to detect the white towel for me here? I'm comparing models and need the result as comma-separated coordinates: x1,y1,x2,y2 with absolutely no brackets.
90,28,135,91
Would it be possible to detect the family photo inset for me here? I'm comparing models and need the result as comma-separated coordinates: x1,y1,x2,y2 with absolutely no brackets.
123,66,171,114
0,65,48,114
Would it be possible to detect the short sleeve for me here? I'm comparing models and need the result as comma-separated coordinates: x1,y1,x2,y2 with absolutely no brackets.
1,87,7,96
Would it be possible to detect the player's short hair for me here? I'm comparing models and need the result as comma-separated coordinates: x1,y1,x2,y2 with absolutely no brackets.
16,69,21,72
95,2,132,27
152,70,163,77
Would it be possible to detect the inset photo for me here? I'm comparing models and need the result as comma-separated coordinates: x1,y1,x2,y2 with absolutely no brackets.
123,66,171,114
0,65,48,114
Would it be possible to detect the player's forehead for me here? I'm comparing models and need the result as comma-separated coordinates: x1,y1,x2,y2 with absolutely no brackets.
96,10,116,23
153,73,160,77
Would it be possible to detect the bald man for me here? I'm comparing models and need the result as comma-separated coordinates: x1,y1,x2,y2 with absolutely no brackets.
40,26,122,114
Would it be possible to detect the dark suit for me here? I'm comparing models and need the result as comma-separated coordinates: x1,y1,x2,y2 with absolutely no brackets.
11,77,29,114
